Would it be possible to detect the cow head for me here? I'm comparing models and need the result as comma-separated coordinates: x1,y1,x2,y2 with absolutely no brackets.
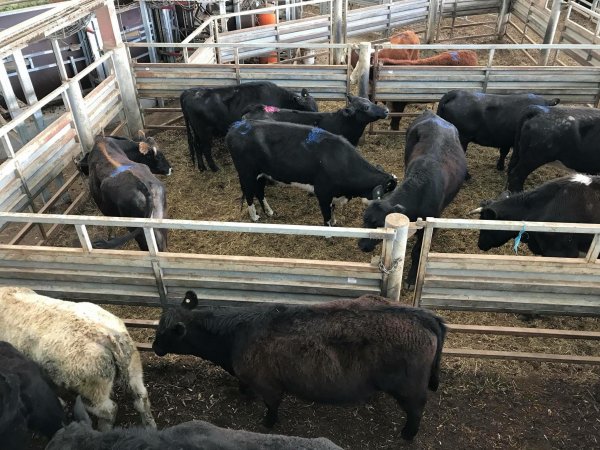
294,88,318,112
133,130,173,176
472,194,520,251
152,291,199,357
343,95,388,123
358,199,405,252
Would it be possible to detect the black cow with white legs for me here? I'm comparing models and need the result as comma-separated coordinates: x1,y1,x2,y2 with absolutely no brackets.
472,174,600,257
437,90,559,172
506,106,600,192
81,132,171,251
225,120,397,226
242,94,388,146
359,111,467,289
181,81,318,172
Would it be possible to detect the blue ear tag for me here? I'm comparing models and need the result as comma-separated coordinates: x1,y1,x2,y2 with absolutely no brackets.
513,224,527,254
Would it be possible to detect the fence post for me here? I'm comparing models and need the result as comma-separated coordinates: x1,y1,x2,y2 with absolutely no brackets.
382,213,410,302
496,0,512,40
425,0,439,43
332,0,344,64
540,0,562,65
357,41,371,98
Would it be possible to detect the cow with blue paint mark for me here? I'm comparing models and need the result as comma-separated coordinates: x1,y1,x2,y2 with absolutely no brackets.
359,111,467,289
507,106,600,192
225,120,397,225
436,90,560,174
81,133,172,251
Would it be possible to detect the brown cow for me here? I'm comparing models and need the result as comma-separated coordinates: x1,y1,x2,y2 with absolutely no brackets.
381,50,479,130
379,30,421,60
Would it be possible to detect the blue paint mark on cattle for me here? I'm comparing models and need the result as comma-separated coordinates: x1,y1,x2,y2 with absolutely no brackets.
449,51,459,62
306,127,327,145
231,120,252,135
513,224,528,254
531,104,550,113
110,164,133,178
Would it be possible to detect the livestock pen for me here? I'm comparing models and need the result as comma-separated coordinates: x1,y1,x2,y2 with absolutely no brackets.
0,0,599,448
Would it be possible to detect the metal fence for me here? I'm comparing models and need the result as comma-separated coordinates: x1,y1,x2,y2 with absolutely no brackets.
0,212,410,306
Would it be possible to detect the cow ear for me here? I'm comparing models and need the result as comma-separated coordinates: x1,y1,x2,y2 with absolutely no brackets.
301,88,309,98
371,185,384,200
182,290,198,309
173,322,187,338
138,142,151,155
386,175,398,192
137,130,146,140
74,396,93,426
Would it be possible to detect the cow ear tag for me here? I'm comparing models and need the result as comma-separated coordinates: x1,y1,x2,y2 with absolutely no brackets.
182,290,198,309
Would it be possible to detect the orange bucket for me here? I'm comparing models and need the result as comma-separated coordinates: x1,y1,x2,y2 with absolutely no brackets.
257,12,277,26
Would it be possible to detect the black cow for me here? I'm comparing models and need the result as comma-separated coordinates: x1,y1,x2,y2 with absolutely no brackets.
242,94,388,146
473,174,600,257
181,81,318,172
437,90,560,171
226,120,396,226
0,341,64,449
506,106,600,192
359,111,467,288
83,132,171,251
47,396,342,450
153,291,446,441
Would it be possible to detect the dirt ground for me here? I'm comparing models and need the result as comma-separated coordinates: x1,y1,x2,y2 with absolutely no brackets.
21,13,600,450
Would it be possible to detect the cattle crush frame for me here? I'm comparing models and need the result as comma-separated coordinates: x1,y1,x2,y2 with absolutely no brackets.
0,0,599,365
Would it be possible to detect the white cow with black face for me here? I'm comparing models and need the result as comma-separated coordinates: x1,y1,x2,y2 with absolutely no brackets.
0,287,156,431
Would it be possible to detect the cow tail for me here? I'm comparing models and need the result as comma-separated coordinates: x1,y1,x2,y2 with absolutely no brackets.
509,107,540,173
92,179,153,249
181,94,196,165
426,315,447,392
106,333,135,387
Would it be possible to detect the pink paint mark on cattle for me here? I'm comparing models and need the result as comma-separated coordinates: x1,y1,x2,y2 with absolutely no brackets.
263,105,280,113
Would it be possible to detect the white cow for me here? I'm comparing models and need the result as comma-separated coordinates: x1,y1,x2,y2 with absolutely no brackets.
0,287,156,431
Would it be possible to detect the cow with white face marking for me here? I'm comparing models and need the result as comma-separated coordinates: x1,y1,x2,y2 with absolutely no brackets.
436,90,560,173
359,111,467,289
225,120,397,225
507,106,600,192
82,133,172,251
472,174,600,257
0,287,156,432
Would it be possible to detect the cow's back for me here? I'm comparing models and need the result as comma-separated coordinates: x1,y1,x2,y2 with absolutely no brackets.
438,91,557,148
227,120,353,181
231,299,440,401
182,82,305,135
0,287,133,388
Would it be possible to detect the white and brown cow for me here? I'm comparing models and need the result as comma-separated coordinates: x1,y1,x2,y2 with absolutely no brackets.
0,287,156,431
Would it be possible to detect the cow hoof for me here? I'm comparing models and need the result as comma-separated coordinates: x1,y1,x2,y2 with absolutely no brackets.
209,165,220,172
400,428,416,441
402,281,415,291
496,165,505,171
